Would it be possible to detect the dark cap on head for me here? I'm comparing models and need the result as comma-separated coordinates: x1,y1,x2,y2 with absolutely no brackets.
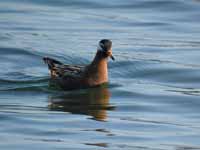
98,39,115,61
99,39,112,52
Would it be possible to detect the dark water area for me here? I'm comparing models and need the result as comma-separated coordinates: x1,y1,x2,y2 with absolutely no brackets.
1,0,200,149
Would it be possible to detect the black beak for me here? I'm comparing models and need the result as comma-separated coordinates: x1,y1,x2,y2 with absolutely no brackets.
110,55,115,61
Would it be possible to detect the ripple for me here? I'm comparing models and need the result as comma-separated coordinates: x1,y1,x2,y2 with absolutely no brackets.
84,142,108,148
0,47,40,56
1,0,200,150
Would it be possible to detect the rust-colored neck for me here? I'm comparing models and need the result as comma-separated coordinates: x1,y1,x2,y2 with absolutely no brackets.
85,51,108,85
91,50,107,65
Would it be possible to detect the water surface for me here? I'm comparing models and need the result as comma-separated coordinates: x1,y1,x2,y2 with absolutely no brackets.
1,0,200,149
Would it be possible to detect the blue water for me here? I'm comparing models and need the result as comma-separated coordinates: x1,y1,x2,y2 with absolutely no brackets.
1,0,200,149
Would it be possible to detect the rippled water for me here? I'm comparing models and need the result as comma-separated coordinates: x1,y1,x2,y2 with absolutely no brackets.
1,0,200,149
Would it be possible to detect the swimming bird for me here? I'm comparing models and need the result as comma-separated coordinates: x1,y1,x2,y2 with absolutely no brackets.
43,39,114,90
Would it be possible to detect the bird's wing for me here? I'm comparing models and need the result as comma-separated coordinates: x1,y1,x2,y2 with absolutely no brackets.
56,64,85,77
43,57,85,78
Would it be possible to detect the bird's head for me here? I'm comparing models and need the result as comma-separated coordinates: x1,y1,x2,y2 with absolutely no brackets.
97,39,115,61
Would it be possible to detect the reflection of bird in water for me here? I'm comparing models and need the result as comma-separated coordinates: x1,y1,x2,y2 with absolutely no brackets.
48,86,115,121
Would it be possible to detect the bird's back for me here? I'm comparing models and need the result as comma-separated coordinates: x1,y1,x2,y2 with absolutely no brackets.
43,57,88,90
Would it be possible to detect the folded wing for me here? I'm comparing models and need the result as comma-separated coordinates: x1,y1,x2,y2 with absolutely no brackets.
43,57,84,78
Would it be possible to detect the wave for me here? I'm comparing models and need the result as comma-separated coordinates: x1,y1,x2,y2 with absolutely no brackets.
0,78,48,84
3,0,198,11
0,85,49,92
0,47,41,57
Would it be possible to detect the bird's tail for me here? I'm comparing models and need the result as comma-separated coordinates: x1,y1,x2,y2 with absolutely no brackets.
43,57,63,69
43,57,63,78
